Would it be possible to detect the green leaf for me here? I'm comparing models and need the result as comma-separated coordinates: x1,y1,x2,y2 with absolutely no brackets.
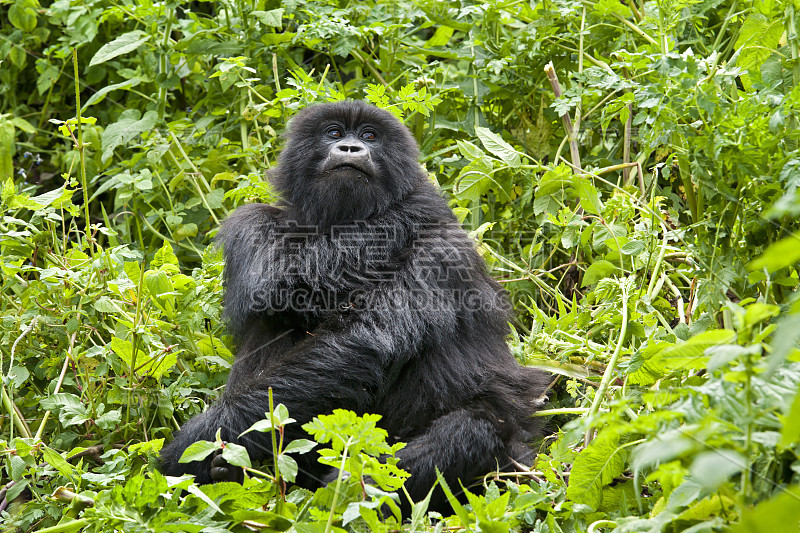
251,8,284,27
619,239,645,256
582,260,620,287
689,450,746,490
475,126,521,167
731,486,800,533
735,13,782,76
748,232,800,273
779,390,800,449
0,120,14,180
277,454,298,482
577,179,602,215
93,296,122,314
95,409,122,430
222,442,252,468
42,446,74,477
39,393,90,427
29,185,71,209
657,329,737,370
186,485,224,514
178,440,217,463
424,25,454,47
109,336,133,366
8,0,38,32
283,439,316,454
10,117,35,134
145,270,175,314
240,418,275,436
101,109,158,162
566,432,627,510
456,139,486,160
453,159,493,202
89,31,151,67
82,79,141,110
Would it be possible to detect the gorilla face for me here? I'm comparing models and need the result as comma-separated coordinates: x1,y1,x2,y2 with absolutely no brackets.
270,101,427,229
318,121,377,183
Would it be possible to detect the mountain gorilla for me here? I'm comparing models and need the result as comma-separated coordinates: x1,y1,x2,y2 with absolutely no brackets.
160,100,550,513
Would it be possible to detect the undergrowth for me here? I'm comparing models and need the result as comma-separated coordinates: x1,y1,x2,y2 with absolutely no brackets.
1,0,800,531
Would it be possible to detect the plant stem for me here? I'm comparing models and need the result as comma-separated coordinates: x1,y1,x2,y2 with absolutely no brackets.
544,62,582,174
584,281,629,446
73,49,93,257
33,519,90,533
158,6,175,119
325,438,352,533
268,387,283,512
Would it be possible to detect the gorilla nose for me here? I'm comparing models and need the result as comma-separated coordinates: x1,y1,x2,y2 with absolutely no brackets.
336,142,363,153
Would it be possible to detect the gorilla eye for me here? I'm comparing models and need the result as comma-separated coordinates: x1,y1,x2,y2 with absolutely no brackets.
360,131,376,141
327,128,343,138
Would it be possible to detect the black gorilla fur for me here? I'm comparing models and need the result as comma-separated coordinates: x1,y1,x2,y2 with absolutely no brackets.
160,100,550,512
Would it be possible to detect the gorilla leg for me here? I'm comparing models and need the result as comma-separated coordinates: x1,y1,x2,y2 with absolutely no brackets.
397,409,514,514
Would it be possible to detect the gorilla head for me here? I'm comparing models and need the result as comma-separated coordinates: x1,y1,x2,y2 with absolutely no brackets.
271,101,426,229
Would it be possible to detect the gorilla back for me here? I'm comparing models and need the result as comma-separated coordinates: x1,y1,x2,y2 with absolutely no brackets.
159,100,550,513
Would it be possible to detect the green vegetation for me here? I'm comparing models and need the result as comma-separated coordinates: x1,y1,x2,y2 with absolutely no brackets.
1,0,800,530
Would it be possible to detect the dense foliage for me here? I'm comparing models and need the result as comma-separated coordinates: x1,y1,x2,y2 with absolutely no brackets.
1,0,800,531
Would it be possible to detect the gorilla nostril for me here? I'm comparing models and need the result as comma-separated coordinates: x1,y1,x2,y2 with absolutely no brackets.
339,143,361,153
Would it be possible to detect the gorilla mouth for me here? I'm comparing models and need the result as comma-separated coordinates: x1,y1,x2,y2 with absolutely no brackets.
328,163,372,181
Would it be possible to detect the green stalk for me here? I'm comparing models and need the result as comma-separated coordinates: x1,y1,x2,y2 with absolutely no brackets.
325,438,352,533
268,387,283,513
584,282,630,446
32,519,90,533
158,6,175,119
673,135,700,222
72,49,93,257
124,261,146,436
2,385,30,438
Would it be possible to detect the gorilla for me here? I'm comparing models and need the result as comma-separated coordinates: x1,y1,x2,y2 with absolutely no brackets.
160,100,550,513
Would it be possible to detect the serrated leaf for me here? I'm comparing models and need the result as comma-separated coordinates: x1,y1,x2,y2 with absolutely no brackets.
567,432,627,510
101,109,158,163
186,485,224,514
475,126,521,167
657,329,737,370
735,13,782,75
577,179,602,215
453,159,493,202
89,31,150,67
456,139,486,160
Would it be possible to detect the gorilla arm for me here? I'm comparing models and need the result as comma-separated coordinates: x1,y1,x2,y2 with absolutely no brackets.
159,244,458,484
